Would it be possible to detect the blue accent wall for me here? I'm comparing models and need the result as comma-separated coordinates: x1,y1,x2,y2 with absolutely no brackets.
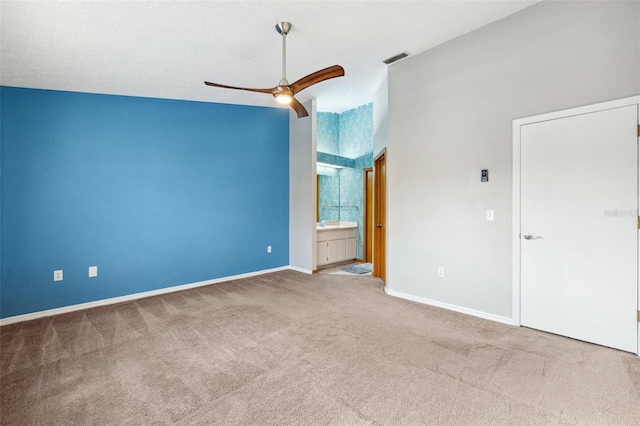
0,87,289,318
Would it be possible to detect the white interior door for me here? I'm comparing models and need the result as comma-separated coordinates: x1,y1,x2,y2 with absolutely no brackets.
520,104,638,353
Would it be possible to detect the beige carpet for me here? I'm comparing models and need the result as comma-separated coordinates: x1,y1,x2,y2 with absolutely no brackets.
1,270,639,425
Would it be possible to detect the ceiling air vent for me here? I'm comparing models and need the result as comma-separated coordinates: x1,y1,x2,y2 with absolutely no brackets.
383,52,409,65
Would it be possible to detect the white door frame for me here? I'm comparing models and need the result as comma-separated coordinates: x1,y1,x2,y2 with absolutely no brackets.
512,96,640,355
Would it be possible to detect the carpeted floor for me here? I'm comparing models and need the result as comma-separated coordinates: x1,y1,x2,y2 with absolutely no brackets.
1,270,639,425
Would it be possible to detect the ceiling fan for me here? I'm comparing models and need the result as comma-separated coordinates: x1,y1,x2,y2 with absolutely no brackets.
204,22,345,118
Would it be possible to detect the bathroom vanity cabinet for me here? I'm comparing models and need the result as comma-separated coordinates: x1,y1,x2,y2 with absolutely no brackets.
317,224,357,266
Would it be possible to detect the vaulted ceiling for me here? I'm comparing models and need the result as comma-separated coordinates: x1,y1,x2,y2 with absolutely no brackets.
1,1,539,112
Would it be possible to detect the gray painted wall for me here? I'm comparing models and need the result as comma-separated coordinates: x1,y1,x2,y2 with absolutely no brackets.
289,100,317,272
387,1,640,318
373,77,388,158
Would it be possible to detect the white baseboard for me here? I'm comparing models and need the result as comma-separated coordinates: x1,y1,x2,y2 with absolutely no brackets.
384,287,515,326
0,266,290,326
287,265,313,274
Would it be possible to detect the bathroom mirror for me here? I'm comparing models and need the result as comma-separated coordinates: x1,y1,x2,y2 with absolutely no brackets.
317,174,340,221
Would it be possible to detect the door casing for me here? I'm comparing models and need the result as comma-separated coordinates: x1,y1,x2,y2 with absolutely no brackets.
363,168,374,263
374,150,387,283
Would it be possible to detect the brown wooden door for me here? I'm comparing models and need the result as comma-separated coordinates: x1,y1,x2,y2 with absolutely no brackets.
363,168,374,262
373,151,386,283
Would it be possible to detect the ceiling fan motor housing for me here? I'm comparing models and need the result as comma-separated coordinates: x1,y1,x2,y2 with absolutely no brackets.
276,22,291,35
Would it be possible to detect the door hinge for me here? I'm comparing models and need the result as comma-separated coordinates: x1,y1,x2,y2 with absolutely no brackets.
637,124,640,137
637,217,640,230
638,310,640,323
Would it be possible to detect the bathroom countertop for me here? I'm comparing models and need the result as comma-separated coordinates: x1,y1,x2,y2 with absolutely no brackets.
316,221,358,230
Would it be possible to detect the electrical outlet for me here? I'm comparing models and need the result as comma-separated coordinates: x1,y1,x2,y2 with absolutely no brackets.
267,246,272,253
437,267,444,277
54,270,63,282
89,266,98,277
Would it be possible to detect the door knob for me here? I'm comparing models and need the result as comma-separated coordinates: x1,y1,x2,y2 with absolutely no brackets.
376,224,383,228
523,233,542,240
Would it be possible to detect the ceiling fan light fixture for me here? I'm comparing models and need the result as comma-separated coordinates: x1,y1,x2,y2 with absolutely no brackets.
275,93,293,104
274,85,294,104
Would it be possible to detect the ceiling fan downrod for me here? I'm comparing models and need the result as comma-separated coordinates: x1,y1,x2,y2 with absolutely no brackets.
276,22,291,86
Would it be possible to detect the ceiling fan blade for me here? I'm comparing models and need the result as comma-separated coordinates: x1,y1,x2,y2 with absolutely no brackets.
204,81,276,94
290,65,345,94
290,98,309,118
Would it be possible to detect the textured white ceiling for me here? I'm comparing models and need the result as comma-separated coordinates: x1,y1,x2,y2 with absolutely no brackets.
1,1,539,113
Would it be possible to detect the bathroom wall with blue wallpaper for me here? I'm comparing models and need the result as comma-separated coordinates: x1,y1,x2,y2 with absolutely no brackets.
317,103,373,259
339,104,375,159
317,112,340,155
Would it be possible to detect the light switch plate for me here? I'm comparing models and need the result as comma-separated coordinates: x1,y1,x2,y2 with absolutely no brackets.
89,266,98,277
486,210,494,221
